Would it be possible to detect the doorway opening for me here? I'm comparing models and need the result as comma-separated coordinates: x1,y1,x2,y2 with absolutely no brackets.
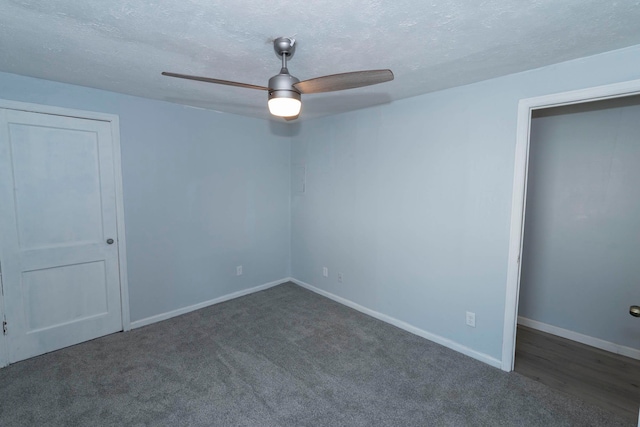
502,79,640,421
513,95,640,420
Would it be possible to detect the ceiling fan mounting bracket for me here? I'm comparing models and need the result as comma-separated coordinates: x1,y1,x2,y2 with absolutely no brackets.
273,37,296,59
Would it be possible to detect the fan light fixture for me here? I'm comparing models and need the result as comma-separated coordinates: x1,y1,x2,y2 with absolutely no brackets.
268,91,301,117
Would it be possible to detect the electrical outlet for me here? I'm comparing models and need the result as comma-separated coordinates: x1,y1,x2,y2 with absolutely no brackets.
322,267,328,277
466,311,476,328
337,273,343,283
236,265,243,276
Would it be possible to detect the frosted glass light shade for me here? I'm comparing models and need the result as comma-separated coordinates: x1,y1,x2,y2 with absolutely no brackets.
268,97,301,117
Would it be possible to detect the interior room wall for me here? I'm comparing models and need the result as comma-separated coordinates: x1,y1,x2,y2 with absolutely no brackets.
2,43,640,366
0,71,293,324
518,97,640,350
290,44,640,363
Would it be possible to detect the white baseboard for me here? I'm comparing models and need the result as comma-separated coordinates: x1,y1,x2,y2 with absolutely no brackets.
518,316,640,361
129,277,504,369
130,278,290,329
290,278,502,369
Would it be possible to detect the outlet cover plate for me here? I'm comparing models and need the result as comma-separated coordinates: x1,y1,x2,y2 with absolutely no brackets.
466,311,476,327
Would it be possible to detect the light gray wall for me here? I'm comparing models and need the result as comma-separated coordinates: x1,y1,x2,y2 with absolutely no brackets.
291,44,640,362
518,97,640,349
0,71,293,323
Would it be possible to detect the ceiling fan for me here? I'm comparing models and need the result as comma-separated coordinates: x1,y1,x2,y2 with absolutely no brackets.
162,37,394,120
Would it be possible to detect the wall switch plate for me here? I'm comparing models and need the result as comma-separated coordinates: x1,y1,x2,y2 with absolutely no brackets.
337,273,343,283
236,265,243,276
466,311,476,327
322,267,328,277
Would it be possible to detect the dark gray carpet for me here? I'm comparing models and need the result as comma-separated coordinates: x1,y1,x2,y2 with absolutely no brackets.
0,283,630,426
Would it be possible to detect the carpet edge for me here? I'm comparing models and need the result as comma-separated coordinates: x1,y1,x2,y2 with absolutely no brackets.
130,278,292,329
290,277,502,369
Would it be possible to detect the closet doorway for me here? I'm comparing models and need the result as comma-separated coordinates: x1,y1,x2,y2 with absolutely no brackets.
516,96,640,421
502,80,640,423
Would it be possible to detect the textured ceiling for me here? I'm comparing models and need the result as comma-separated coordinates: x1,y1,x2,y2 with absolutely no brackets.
1,1,640,121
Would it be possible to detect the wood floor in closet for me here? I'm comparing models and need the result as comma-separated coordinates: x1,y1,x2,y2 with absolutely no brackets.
515,325,640,423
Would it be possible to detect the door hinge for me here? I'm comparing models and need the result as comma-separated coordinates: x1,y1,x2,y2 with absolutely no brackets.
2,319,7,335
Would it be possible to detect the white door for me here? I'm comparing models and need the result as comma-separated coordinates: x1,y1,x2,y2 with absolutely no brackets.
0,108,123,363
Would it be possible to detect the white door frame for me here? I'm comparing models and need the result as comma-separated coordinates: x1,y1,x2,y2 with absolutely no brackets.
0,99,130,368
501,78,640,372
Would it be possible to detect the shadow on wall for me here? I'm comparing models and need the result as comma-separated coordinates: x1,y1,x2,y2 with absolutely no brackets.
532,95,640,118
301,92,393,117
270,120,301,137
163,95,302,137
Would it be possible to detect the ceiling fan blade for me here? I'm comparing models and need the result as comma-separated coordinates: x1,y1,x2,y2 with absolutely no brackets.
162,72,268,91
293,69,393,94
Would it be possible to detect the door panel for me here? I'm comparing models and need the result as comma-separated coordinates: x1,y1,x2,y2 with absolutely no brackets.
9,123,105,249
22,261,108,332
0,109,122,363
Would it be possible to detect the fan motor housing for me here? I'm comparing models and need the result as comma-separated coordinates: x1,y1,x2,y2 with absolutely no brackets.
268,72,301,101
268,72,300,91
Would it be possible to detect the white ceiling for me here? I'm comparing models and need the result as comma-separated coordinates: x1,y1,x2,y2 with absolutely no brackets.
2,1,640,122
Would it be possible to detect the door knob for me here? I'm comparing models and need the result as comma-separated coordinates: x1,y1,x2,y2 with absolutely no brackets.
631,305,640,318
106,238,114,245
